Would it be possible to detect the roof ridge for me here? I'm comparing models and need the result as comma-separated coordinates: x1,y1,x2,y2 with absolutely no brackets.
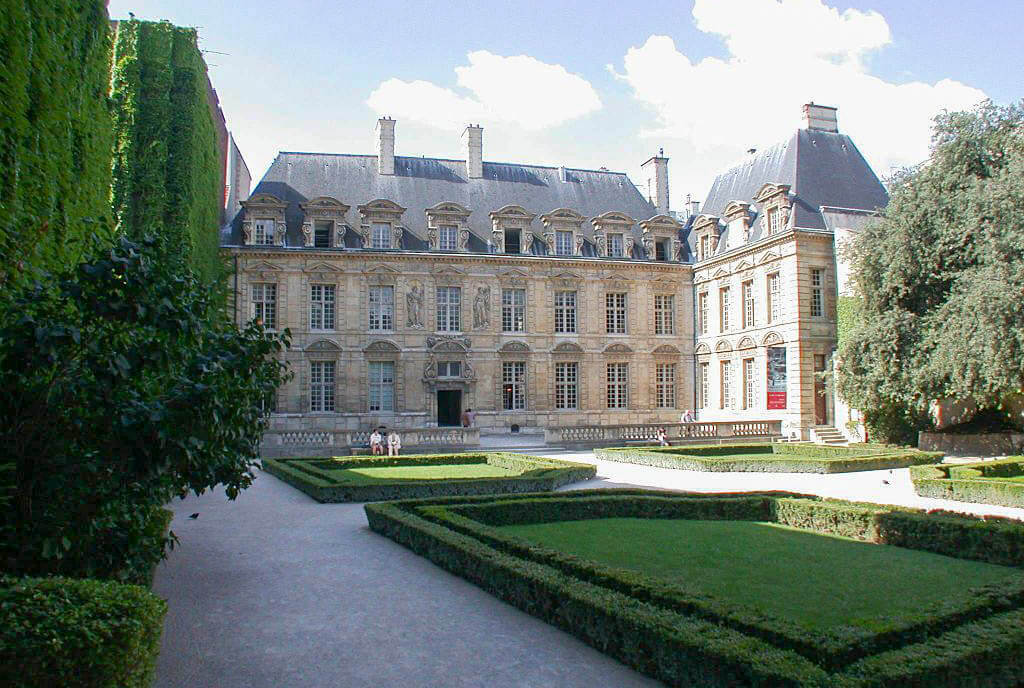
273,151,629,176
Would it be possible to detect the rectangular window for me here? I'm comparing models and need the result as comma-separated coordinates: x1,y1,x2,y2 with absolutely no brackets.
309,284,335,330
699,362,709,410
368,285,394,331
368,361,395,412
743,357,756,410
310,361,335,412
721,360,733,409
371,222,391,249
720,286,731,332
698,291,709,335
439,225,458,251
554,291,577,334
504,228,521,254
609,233,624,257
656,363,676,408
606,362,628,409
605,292,627,334
699,234,710,261
655,239,669,261
314,221,332,248
501,288,526,333
769,208,781,234
768,272,781,323
556,230,573,256
554,362,578,410
742,280,754,329
502,361,526,411
251,283,277,330
253,219,275,245
811,268,824,317
654,294,674,335
436,286,461,332
437,361,462,378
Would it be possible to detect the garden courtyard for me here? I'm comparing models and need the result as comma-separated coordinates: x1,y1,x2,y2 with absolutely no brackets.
151,448,1024,688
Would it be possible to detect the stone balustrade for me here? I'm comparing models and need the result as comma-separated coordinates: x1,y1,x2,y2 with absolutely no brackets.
545,421,782,447
261,427,481,458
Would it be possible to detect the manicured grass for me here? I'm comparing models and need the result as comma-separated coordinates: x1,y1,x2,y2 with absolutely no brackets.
498,517,1021,630
337,463,518,482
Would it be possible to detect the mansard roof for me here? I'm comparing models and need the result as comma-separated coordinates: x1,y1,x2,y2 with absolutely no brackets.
694,129,888,256
223,152,659,255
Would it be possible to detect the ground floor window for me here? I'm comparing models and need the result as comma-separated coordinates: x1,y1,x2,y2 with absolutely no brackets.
502,361,526,410
721,360,733,409
656,363,676,408
698,362,709,409
310,361,335,412
607,362,628,409
554,362,578,410
743,357,756,410
369,361,395,412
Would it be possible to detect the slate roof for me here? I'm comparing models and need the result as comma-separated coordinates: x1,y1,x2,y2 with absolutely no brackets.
695,129,888,256
222,153,663,258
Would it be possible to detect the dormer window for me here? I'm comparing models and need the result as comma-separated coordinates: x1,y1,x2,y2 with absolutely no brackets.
371,222,391,249
313,221,332,248
504,229,521,254
555,230,573,256
609,233,624,257
768,208,780,234
638,214,684,262
439,225,458,251
253,219,275,245
655,239,670,261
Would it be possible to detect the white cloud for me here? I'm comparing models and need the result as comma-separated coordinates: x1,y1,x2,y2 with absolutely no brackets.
613,0,986,200
366,51,601,130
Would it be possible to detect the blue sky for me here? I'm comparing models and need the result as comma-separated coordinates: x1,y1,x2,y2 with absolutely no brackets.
109,0,1022,206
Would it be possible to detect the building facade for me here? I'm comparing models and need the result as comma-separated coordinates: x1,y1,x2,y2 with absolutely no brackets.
223,104,886,441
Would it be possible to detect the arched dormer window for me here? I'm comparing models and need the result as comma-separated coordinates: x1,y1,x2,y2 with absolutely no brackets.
638,214,684,262
300,197,350,248
722,201,753,249
240,193,288,246
540,208,586,257
753,183,792,236
692,214,721,262
591,211,636,259
489,205,536,255
425,202,472,252
357,199,407,250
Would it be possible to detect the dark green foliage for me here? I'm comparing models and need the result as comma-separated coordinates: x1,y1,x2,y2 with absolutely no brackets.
838,101,1024,435
263,453,595,502
0,0,114,283
110,19,223,283
595,443,941,473
366,490,1024,687
0,237,291,582
911,458,1024,509
0,575,167,688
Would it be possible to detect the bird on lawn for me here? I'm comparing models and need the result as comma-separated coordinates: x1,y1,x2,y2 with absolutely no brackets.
189,512,199,519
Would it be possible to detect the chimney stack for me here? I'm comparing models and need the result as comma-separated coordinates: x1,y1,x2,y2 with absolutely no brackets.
463,124,483,179
641,148,670,215
376,117,395,175
802,103,838,133
685,193,701,218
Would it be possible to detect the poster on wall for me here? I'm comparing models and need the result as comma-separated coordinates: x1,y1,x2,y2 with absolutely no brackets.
766,346,787,410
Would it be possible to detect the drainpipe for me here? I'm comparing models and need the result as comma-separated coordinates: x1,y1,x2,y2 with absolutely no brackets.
692,277,698,417
233,254,239,323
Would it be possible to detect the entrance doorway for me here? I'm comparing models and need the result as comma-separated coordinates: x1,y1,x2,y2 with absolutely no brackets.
813,354,828,425
437,390,462,427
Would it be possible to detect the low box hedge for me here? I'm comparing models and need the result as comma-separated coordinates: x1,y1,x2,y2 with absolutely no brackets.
366,490,1024,687
595,442,942,473
911,458,1024,508
0,575,167,688
262,452,596,502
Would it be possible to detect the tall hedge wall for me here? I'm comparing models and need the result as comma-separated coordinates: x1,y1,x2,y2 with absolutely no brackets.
110,19,223,283
0,0,114,284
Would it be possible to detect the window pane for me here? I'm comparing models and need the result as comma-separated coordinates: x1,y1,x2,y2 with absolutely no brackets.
656,363,676,408
372,222,391,249
252,283,277,330
655,294,674,335
502,288,526,332
555,291,576,333
609,234,623,257
440,225,458,251
311,361,335,412
556,230,573,256
369,361,395,412
555,362,578,410
369,286,394,331
502,361,526,410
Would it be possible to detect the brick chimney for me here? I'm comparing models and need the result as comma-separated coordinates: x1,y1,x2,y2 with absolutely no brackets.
376,117,395,175
802,103,838,133
463,124,483,179
641,148,669,215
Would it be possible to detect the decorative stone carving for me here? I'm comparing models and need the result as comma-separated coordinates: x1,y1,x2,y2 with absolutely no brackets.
624,236,635,257
274,222,287,246
391,225,404,248
642,236,654,258
604,343,633,354
426,335,471,351
406,283,424,329
673,239,684,262
427,226,437,247
334,225,348,247
472,286,490,330
241,221,252,244
364,340,401,353
575,234,585,255
780,206,790,228
423,357,437,379
595,233,606,256
553,342,584,353
302,221,313,247
522,229,533,254
498,341,530,353
491,228,504,253
544,232,555,255
457,228,470,252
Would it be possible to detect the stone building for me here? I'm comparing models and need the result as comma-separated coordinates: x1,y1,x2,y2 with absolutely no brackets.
222,103,887,443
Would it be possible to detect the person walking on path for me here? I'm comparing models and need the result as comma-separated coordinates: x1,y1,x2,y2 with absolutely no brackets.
369,427,384,456
387,429,402,456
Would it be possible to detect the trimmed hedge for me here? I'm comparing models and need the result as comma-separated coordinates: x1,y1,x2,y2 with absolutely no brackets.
0,575,167,688
0,0,114,282
596,442,942,473
262,452,596,502
911,458,1024,508
366,490,1024,687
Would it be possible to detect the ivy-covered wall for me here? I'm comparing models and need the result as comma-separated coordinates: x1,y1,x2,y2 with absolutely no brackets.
0,0,114,284
836,295,861,350
110,19,224,283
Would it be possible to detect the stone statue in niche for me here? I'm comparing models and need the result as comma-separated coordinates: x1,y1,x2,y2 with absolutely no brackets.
406,284,424,329
473,285,490,330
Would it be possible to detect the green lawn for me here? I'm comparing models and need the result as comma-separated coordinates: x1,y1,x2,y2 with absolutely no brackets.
328,463,518,483
498,518,1022,629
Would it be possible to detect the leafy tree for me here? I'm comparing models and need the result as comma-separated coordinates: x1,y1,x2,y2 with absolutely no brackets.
0,237,291,582
838,101,1024,439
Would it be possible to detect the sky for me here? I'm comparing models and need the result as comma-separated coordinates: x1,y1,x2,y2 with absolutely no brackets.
109,0,1023,208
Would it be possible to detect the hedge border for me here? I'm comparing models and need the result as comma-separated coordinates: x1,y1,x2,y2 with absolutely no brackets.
262,452,596,502
595,442,942,473
365,490,1024,687
910,457,1024,508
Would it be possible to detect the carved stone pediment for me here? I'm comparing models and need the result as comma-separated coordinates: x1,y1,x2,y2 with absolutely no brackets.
652,344,680,355
650,278,678,293
498,267,529,286
426,335,470,352
246,260,284,280
364,340,401,354
306,339,341,353
498,340,531,354
603,343,633,354
737,337,756,350
695,343,712,355
552,341,583,353
753,183,791,204
712,268,730,279
758,251,781,264
763,332,784,346
304,261,342,276
715,340,733,353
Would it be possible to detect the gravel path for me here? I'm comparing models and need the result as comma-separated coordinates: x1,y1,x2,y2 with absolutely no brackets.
153,452,1024,688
